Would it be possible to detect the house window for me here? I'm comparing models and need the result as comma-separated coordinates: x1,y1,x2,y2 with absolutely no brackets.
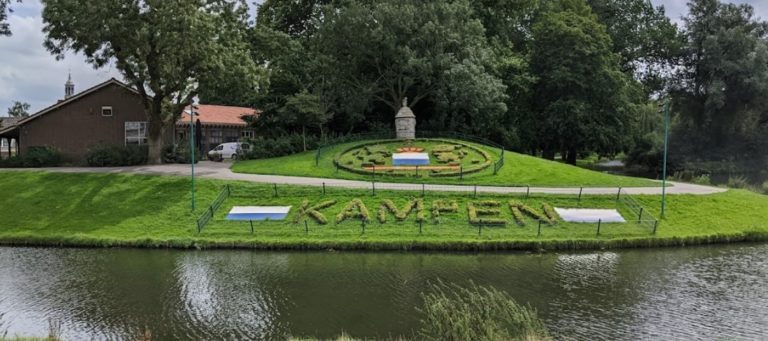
241,130,254,139
101,106,113,117
125,121,148,145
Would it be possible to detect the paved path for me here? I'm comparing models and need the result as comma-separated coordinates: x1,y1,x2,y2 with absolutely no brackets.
2,161,727,195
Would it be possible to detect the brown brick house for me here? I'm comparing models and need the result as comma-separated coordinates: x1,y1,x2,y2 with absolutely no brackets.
0,77,258,164
175,104,257,154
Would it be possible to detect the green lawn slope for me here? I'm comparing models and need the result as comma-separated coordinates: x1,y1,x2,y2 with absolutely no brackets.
0,171,765,251
231,139,658,187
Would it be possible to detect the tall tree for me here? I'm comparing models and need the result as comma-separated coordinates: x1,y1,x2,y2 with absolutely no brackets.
6,101,29,117
42,0,264,163
530,0,635,164
672,0,768,161
313,0,506,131
587,0,682,93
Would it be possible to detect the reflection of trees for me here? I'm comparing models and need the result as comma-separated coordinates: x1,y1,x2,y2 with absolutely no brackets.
0,247,178,339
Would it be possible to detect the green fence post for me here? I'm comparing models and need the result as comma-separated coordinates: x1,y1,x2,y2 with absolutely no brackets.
460,166,464,180
478,224,482,236
273,183,278,197
372,181,376,196
473,185,477,198
419,220,423,234
526,186,530,199
421,183,425,197
322,182,326,195
250,220,254,234
616,187,622,201
653,220,658,234
361,220,366,234
537,220,542,237
578,187,583,202
596,219,602,236
304,220,309,235
638,207,644,224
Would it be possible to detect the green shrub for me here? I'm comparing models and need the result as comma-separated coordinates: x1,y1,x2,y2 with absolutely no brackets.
20,146,62,167
418,280,550,341
762,181,768,195
87,144,148,167
728,176,749,189
692,174,711,185
509,200,551,224
432,144,455,153
542,203,560,224
293,200,336,224
335,199,371,224
431,200,458,223
242,133,324,160
510,207,526,226
378,198,424,223
468,201,506,225
0,146,63,168
162,144,200,164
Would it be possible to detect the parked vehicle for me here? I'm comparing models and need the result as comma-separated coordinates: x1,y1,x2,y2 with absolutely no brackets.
208,142,250,161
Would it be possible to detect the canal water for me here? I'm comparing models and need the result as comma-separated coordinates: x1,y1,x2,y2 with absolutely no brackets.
0,244,766,340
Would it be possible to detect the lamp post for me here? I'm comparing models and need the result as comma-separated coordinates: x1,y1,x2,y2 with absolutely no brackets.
660,98,671,218
184,103,199,211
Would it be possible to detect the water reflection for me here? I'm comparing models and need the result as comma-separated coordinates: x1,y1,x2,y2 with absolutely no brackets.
0,245,765,340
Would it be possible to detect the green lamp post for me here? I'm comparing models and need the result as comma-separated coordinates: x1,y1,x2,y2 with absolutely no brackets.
184,101,200,211
660,98,671,218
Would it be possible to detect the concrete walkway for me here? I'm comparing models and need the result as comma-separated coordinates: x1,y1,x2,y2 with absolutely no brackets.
3,161,727,196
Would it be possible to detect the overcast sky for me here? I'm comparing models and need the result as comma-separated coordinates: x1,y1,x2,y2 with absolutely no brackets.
1,0,767,115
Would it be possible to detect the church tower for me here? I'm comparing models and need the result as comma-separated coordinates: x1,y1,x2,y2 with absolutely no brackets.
64,72,75,99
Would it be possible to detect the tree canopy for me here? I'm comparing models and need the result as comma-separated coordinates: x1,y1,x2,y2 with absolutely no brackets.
6,101,29,117
41,0,264,163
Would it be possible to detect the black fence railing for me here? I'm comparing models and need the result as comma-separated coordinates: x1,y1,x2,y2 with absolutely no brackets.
195,184,231,233
197,182,661,236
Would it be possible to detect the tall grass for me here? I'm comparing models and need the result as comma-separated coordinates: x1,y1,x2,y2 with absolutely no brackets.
418,280,550,341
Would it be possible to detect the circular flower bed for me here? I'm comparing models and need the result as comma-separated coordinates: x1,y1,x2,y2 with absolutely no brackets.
333,139,493,177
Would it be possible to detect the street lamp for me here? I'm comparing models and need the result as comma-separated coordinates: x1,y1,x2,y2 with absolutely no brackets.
184,101,200,212
659,98,671,218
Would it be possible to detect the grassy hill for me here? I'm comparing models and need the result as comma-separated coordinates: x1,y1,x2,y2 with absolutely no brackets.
0,171,765,251
232,139,658,187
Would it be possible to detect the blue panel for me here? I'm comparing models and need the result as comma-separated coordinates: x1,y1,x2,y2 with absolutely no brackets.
392,158,430,166
226,213,289,221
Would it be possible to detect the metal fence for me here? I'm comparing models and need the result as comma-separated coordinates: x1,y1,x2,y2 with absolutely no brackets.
195,184,231,233
617,188,660,233
197,181,661,235
313,131,507,175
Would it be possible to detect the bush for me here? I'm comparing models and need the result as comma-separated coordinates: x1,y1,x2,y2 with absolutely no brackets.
418,280,550,341
162,144,201,164
727,176,749,189
761,181,768,195
0,146,63,168
86,144,147,167
691,174,711,185
242,134,324,160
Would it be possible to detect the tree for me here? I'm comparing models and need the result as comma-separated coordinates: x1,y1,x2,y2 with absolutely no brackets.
42,0,264,163
671,0,768,163
313,0,506,129
530,0,636,164
0,0,20,36
279,90,332,151
7,101,29,117
587,0,683,93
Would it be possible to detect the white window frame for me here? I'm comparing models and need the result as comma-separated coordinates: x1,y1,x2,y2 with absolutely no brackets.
101,106,114,117
241,130,254,139
125,121,148,145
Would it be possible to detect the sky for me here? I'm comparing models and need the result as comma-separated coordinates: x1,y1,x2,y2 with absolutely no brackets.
1,0,767,115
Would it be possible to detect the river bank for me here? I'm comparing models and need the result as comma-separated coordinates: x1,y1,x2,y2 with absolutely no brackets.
0,171,766,251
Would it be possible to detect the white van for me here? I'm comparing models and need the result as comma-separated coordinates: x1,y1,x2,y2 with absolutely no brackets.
208,142,250,161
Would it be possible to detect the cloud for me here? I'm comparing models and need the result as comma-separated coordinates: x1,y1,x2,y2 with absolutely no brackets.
652,0,768,23
0,1,122,115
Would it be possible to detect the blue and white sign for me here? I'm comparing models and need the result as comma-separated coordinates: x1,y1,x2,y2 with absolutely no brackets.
392,152,430,166
226,206,292,221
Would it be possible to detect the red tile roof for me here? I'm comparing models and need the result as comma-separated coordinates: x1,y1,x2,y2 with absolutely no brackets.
177,104,258,126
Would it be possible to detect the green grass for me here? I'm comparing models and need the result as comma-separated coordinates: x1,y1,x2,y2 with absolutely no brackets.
0,171,765,251
232,139,658,187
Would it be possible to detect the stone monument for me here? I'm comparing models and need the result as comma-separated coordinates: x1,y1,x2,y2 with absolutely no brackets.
395,97,416,139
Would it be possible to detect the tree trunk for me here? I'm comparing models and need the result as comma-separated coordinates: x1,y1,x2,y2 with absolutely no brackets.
542,149,555,160
302,125,307,152
566,148,577,165
147,118,166,164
